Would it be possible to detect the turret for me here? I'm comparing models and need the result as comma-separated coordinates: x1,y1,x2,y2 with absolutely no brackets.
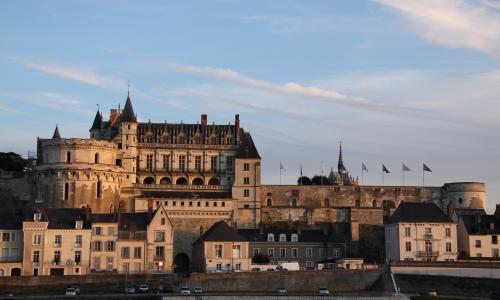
90,109,103,138
52,125,61,139
120,94,138,187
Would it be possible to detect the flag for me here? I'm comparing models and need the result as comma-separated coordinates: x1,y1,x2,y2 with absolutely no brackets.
382,164,390,173
362,162,368,173
402,163,411,172
423,163,432,172
280,162,286,171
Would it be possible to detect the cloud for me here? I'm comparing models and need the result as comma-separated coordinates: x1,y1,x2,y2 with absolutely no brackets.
6,56,127,90
374,0,500,57
0,104,30,116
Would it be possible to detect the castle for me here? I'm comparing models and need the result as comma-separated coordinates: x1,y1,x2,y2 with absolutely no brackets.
31,94,486,267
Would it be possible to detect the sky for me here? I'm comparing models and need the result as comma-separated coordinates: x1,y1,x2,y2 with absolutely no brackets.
1,0,500,212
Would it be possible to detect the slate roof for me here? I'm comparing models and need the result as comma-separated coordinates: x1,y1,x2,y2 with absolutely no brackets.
237,229,344,243
91,110,103,130
386,202,453,224
121,95,137,123
119,212,149,231
0,214,22,230
52,125,61,139
236,130,260,159
197,221,247,243
91,213,117,223
461,214,500,235
45,208,91,229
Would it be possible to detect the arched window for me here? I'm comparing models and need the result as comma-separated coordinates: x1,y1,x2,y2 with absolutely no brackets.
94,153,99,164
159,177,171,185
324,198,330,207
291,234,298,242
96,181,102,198
64,182,69,200
291,199,297,207
372,200,377,208
66,151,71,163
267,233,274,242
176,177,188,185
208,177,220,185
279,234,287,242
143,177,155,184
192,178,204,185
266,199,272,207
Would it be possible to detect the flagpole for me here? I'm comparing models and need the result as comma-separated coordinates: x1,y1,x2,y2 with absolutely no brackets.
422,163,425,187
361,166,364,186
382,168,384,186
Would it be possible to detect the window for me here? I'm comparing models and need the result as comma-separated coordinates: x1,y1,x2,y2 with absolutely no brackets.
155,231,165,242
96,181,102,198
195,156,202,171
33,234,41,245
121,247,130,259
211,156,217,172
280,248,286,258
226,156,234,171
425,227,432,235
235,263,241,271
267,234,274,242
163,155,170,171
446,242,452,252
155,246,165,258
244,189,250,197
253,248,260,256
54,235,62,246
215,244,223,258
105,241,115,252
66,152,71,163
93,241,102,252
179,155,186,171
232,245,241,258
2,233,9,242
493,235,498,245
161,218,166,225
292,248,298,258
319,248,325,258
54,250,61,264
279,234,286,242
75,250,81,263
445,228,451,237
106,256,114,271
405,227,411,237
306,248,313,258
94,227,102,236
291,234,298,242
64,182,69,200
94,153,99,164
244,177,250,185
122,262,129,272
34,213,41,222
477,253,482,257
93,257,101,271
33,250,40,263
493,249,499,258
75,221,83,229
146,154,153,171
405,242,411,252
333,248,341,257
107,226,115,236
475,240,481,248
134,263,141,273
134,247,142,259
75,235,82,246
216,263,222,271
268,248,274,257
243,163,250,171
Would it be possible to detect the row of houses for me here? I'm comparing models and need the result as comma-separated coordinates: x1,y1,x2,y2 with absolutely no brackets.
0,205,346,276
385,202,500,262
0,202,174,277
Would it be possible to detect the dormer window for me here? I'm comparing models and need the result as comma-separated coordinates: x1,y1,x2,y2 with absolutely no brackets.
267,233,274,242
491,223,495,231
291,234,298,242
34,213,41,222
75,220,83,230
279,234,287,242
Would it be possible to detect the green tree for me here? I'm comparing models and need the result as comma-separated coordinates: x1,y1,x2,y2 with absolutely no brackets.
297,176,312,185
311,175,331,185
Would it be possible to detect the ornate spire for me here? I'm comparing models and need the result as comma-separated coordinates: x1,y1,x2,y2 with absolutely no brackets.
337,141,346,172
90,107,103,130
52,125,61,139
121,94,137,123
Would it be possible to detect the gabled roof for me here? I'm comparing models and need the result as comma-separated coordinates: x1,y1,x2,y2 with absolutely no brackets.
387,202,453,224
45,208,91,229
121,95,137,123
236,130,260,159
198,221,247,242
461,214,500,235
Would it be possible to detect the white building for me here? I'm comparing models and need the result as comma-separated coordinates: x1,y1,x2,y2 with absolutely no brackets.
385,202,457,262
457,206,500,258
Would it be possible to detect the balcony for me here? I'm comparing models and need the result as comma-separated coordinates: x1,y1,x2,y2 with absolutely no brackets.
74,243,82,248
133,183,225,192
423,233,433,240
154,256,165,261
0,257,23,263
416,251,439,258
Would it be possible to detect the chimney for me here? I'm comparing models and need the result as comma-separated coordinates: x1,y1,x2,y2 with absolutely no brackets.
201,114,207,126
199,225,204,237
85,205,91,222
235,114,240,130
147,198,154,221
259,223,264,235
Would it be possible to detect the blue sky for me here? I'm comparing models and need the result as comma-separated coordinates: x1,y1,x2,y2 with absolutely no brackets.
1,0,500,212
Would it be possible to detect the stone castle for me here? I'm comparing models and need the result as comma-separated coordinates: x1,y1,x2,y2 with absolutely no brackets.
27,94,485,266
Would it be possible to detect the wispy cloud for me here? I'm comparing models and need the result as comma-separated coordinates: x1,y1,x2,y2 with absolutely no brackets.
374,0,500,57
6,56,127,90
0,104,30,116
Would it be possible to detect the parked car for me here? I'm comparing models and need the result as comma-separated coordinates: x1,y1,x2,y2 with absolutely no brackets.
180,287,191,294
150,287,161,294
276,262,300,271
426,289,437,297
65,288,77,296
2,291,14,299
70,285,80,294
266,268,275,272
138,284,149,293
276,288,287,294
194,287,203,293
124,286,136,294
319,287,330,294
251,267,261,272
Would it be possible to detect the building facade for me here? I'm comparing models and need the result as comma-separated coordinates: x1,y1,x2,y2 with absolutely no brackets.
457,206,500,258
0,217,23,277
385,202,458,262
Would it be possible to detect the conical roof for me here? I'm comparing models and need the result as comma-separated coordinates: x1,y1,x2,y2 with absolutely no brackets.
52,125,61,139
121,95,137,123
91,110,103,130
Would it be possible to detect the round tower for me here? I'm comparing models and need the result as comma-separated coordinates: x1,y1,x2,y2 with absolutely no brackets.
443,182,486,210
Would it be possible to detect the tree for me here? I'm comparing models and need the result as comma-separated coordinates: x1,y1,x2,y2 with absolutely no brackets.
297,176,312,185
252,253,270,264
311,175,331,185
0,152,28,172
